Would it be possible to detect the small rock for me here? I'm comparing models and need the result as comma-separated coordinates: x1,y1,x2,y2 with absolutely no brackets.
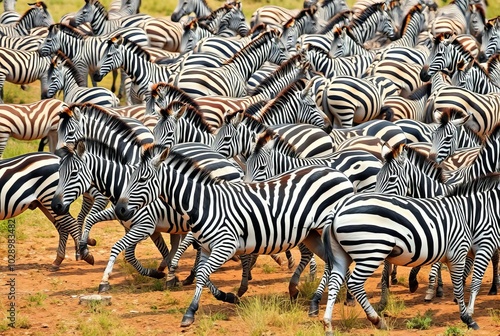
71,295,77,298
129,310,139,314
79,294,112,306
41,323,49,328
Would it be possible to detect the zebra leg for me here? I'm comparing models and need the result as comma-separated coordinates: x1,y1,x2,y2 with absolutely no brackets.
488,249,499,295
425,262,442,302
322,229,352,336
466,247,495,317
144,231,170,278
78,188,109,246
309,262,329,317
309,254,317,280
123,238,165,279
436,264,444,298
237,254,252,297
159,234,182,272
181,244,238,327
51,227,69,270
447,258,478,330
98,224,153,293
289,243,314,300
168,232,195,288
79,208,117,265
378,260,391,312
285,250,295,270
391,265,398,285
270,253,285,266
409,266,421,293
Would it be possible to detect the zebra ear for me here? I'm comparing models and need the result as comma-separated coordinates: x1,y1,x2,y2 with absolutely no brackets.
151,147,170,169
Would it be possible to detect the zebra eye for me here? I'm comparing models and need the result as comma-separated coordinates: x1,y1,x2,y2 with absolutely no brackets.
388,176,397,183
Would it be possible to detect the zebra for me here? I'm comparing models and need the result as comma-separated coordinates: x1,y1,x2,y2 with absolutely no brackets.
429,0,469,36
382,83,432,121
167,30,288,98
47,51,120,107
347,2,397,46
72,0,152,36
171,0,213,22
114,143,355,327
245,129,382,193
198,2,249,38
468,3,486,41
0,2,53,37
385,3,426,49
451,59,500,94
0,0,19,24
38,23,150,88
479,25,500,62
280,7,319,56
0,98,67,158
249,5,300,31
0,152,92,269
321,173,500,333
308,74,400,128
0,47,52,102
0,32,44,51
212,109,337,160
301,45,374,78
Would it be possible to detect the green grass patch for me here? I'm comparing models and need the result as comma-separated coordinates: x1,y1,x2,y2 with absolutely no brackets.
195,310,229,336
27,292,48,306
406,309,433,330
444,325,468,336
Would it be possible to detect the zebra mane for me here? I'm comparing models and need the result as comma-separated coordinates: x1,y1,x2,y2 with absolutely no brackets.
20,3,47,21
92,0,111,19
183,18,214,34
51,50,86,87
160,101,215,134
350,2,384,28
76,137,130,164
49,23,85,40
239,110,270,134
253,80,307,121
318,10,353,34
199,3,231,23
469,3,486,24
460,59,495,81
150,82,199,109
386,0,402,11
245,100,268,117
407,83,432,100
437,107,469,127
253,129,276,154
447,173,500,197
248,23,268,37
119,35,152,61
249,54,304,96
72,103,146,148
485,16,499,30
399,4,422,37
224,31,273,65
284,6,317,29
344,26,363,44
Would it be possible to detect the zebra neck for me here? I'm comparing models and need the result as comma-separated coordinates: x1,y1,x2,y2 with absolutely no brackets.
90,4,110,35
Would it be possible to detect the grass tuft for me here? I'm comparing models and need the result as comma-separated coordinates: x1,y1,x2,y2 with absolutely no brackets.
27,292,48,307
406,309,433,330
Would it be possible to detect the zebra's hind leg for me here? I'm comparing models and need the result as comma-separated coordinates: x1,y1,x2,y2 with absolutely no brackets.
409,266,421,292
51,227,69,271
286,250,295,270
289,243,313,300
391,264,398,285
98,224,152,293
78,189,109,247
181,244,238,327
377,260,391,312
466,247,495,317
447,259,479,330
488,249,499,295
237,254,252,297
425,262,442,302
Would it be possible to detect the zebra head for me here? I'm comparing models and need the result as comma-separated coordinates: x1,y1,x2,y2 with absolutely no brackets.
211,111,251,159
28,2,54,28
468,3,486,41
218,2,249,37
282,7,318,56
450,59,472,88
153,102,183,148
171,0,212,22
244,130,276,182
115,144,166,221
420,36,451,81
375,142,409,195
95,35,124,83
180,19,203,53
57,105,85,149
380,8,398,41
483,27,499,61
39,24,62,57
52,142,92,215
72,0,94,27
47,53,66,98
429,109,472,163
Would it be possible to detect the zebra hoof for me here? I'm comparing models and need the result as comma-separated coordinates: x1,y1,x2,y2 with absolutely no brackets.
391,277,398,286
225,292,240,304
165,276,180,289
488,286,497,295
98,282,111,293
436,286,444,297
87,238,97,246
468,322,479,330
49,264,61,272
409,279,419,293
308,295,321,317
83,254,95,266
149,269,166,279
461,315,479,330
180,314,195,327
289,285,299,301
237,286,248,298
182,271,195,286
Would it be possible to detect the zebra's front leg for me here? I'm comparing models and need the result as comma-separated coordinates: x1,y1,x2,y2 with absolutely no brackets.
123,239,165,279
489,249,499,295
309,263,329,317
181,244,238,327
409,266,421,292
78,188,109,247
168,232,196,288
98,224,152,293
51,226,69,270
79,208,117,265
237,254,252,297
377,260,391,312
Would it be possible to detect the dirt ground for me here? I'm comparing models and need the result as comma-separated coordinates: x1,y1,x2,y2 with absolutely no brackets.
1,215,500,336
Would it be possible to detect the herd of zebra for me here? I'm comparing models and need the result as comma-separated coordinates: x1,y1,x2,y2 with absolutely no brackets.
0,0,500,332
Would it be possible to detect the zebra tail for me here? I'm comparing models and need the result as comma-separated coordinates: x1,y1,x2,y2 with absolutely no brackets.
380,105,394,122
